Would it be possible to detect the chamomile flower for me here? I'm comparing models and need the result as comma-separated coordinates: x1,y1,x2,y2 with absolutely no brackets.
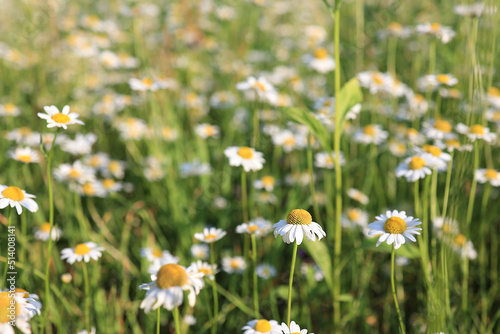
37,105,84,129
273,209,326,245
314,151,345,169
8,147,39,164
34,223,62,241
303,47,335,73
128,77,160,91
423,119,454,140
195,123,220,139
0,185,38,215
347,188,369,205
395,155,432,182
59,133,97,155
101,178,123,193
141,247,179,265
342,208,369,229
368,210,422,249
60,242,105,264
475,168,500,186
0,291,35,334
194,227,227,243
378,22,412,39
416,23,456,43
236,218,272,237
191,244,209,260
236,76,277,104
357,71,392,94
224,146,265,172
415,144,451,170
452,234,477,260
281,321,314,334
139,263,204,312
454,3,487,17
54,160,95,184
78,180,106,197
417,74,458,91
487,87,500,109
222,256,247,274
242,319,282,334
256,264,277,279
191,260,218,280
456,123,497,142
184,314,197,326
432,217,459,237
253,176,277,192
0,103,20,117
353,124,388,145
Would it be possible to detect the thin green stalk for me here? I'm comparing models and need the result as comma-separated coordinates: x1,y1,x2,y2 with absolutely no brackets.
429,39,436,74
241,170,248,223
252,107,259,148
287,242,298,327
480,183,491,329
307,138,322,227
441,152,454,220
173,306,181,334
82,261,91,333
391,247,406,334
251,234,259,317
157,307,161,334
209,243,219,334
388,37,398,77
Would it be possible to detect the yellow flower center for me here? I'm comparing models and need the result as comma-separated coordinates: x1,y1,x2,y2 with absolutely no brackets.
13,289,29,299
199,268,212,275
414,94,425,103
454,234,466,246
156,264,188,289
230,259,241,269
430,23,441,31
238,147,254,159
109,161,120,173
18,127,32,135
407,128,419,137
434,120,452,133
74,243,91,255
388,22,402,32
4,103,16,114
470,124,485,135
51,113,71,124
488,87,500,97
0,292,19,323
284,137,296,146
254,81,267,92
347,209,361,221
363,125,376,136
436,74,450,84
68,168,81,179
205,233,218,241
142,78,153,87
2,186,24,201
152,249,163,258
102,178,115,189
372,73,384,85
261,176,275,186
409,157,426,170
82,183,95,195
286,209,312,225
314,47,329,59
445,139,460,148
384,217,407,234
491,111,500,121
204,126,216,136
485,169,498,180
17,154,32,163
422,145,442,157
254,319,272,332
40,223,51,233
247,225,259,233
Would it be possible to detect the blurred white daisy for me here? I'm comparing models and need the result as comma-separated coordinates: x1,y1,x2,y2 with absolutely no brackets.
8,147,39,164
236,217,272,237
222,256,247,274
396,155,433,182
191,244,209,260
368,210,422,249
456,123,497,142
0,185,38,215
194,227,227,243
353,124,388,145
475,168,500,186
34,223,62,241
37,105,84,129
452,234,477,260
303,47,335,73
60,242,105,264
423,119,454,140
236,76,277,104
191,260,218,280
0,103,20,117
314,151,345,169
195,123,220,139
128,77,160,91
256,264,277,279
347,188,369,205
253,176,276,192
224,146,265,172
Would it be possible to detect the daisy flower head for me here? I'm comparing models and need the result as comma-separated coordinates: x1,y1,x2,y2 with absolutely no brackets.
0,103,20,117
432,217,459,238
353,124,388,145
475,168,500,186
0,185,38,215
139,263,204,312
195,123,220,139
37,105,84,129
128,77,160,91
11,289,42,319
417,74,458,92
415,144,452,170
423,119,454,140
456,123,497,142
224,146,265,172
53,160,96,184
357,71,392,94
222,256,247,274
342,208,369,229
378,22,412,39
256,264,277,279
0,291,35,334
281,321,314,334
140,247,179,265
314,151,345,169
487,87,500,109
368,210,422,249
253,175,277,192
416,22,456,43
60,242,105,264
303,47,335,73
236,217,272,237
347,188,369,205
191,260,218,280
242,319,282,334
34,223,62,241
236,76,277,104
194,227,226,243
8,146,39,164
191,244,209,259
273,209,326,245
452,234,477,260
395,155,432,182
435,138,473,152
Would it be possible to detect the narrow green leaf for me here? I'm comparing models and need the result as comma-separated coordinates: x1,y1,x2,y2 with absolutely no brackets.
302,240,334,292
337,77,362,122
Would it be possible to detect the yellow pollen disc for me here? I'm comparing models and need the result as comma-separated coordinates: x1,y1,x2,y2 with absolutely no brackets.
156,264,188,289
314,47,328,59
284,137,296,146
261,176,275,186
4,104,16,113
0,292,19,323
407,128,419,137
436,75,450,84
470,124,485,135
383,217,407,234
152,249,163,258
19,127,32,135
430,23,441,31
205,233,218,241
422,145,442,157
254,319,272,332
287,209,312,225
409,157,426,170
17,155,32,163
51,113,71,124
488,87,500,97
102,178,115,189
230,259,240,268
347,209,361,221
388,22,402,32
445,139,460,148
454,234,466,246
142,78,153,87
434,120,452,133
83,183,95,195
254,81,267,92
372,73,384,85
485,169,499,180
363,125,376,136
74,243,91,255
204,126,216,136
109,161,120,173
68,169,81,178
414,94,425,103
247,225,259,233
491,111,500,121
199,268,212,275
2,186,24,201
237,147,254,159
449,89,460,98
40,223,51,233
326,156,334,164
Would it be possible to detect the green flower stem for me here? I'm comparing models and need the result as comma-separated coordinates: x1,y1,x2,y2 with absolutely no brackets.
387,36,398,77
157,307,161,334
307,138,322,228
40,128,61,334
391,247,406,334
287,242,298,327
480,183,491,328
2,211,12,284
430,168,439,221
82,261,91,333
251,234,259,317
241,170,249,223
209,243,219,334
441,152,454,317
441,152,454,220
173,306,181,334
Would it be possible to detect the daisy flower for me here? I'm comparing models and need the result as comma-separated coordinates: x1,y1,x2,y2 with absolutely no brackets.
60,242,105,264
415,144,452,170
353,124,388,145
78,180,106,198
368,210,422,249
314,151,345,169
416,23,456,43
191,260,218,280
194,227,227,243
222,256,247,274
191,244,209,259
273,209,326,245
183,314,196,326
242,319,282,334
303,47,335,73
195,123,220,139
37,105,84,129
253,176,277,192
139,263,204,312
475,168,500,186
281,321,314,334
101,178,123,194
452,234,477,260
378,22,412,39
8,147,39,164
256,264,277,279
342,208,369,229
423,119,454,140
432,217,459,238
53,160,96,184
236,217,272,237
128,77,160,91
0,103,20,117
395,155,433,182
347,188,369,205
224,146,265,172
487,87,500,109
357,71,392,94
34,222,62,241
236,76,277,104
417,74,458,91
0,291,35,334
435,138,473,152
456,123,497,142
141,247,179,265
59,133,97,156
454,3,486,17
0,185,38,215
11,289,42,318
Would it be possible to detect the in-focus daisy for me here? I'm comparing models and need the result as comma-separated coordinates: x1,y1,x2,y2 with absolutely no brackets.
224,146,265,172
34,222,62,241
0,185,38,215
139,263,204,312
194,227,227,243
475,168,500,186
353,124,388,145
368,210,422,249
60,242,105,264
303,47,335,73
222,256,247,274
191,244,209,259
395,155,432,182
8,147,39,164
253,176,277,192
242,319,282,334
347,188,369,205
236,217,272,237
281,321,314,334
273,209,326,245
37,105,84,129
456,123,497,142
256,264,277,279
